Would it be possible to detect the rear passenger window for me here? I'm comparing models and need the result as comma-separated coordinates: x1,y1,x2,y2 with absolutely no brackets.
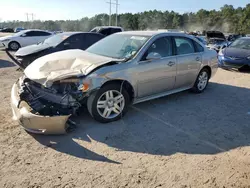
174,37,195,55
194,41,204,52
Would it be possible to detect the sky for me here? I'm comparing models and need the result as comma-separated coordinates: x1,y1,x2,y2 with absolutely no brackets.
0,0,249,21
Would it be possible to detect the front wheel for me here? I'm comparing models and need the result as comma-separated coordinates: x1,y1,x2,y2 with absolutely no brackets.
192,68,209,93
87,84,130,123
8,41,20,51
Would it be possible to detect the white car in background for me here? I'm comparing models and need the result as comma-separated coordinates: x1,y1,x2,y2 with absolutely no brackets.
0,29,53,51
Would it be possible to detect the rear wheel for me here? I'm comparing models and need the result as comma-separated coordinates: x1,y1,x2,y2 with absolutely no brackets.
87,84,130,123
8,41,20,51
192,68,209,93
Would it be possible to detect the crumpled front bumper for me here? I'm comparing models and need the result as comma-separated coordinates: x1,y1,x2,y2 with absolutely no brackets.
11,82,71,134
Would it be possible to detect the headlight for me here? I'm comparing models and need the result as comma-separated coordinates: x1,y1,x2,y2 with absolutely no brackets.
247,56,250,60
1,39,10,42
59,78,90,92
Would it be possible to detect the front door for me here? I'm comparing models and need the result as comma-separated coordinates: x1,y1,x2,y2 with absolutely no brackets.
136,36,177,98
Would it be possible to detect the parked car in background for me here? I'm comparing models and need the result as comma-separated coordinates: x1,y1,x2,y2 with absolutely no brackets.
206,31,229,52
227,34,245,42
0,28,14,33
218,37,250,70
0,29,52,51
195,36,207,45
7,32,105,69
90,26,123,36
11,31,218,134
14,27,26,33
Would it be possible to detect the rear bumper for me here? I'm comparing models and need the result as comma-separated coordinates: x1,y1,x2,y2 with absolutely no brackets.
11,82,71,134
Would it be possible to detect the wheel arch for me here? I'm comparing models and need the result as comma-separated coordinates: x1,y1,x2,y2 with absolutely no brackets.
100,79,135,103
201,65,212,79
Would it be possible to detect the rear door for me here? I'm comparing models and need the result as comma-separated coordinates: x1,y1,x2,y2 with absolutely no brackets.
33,31,52,43
173,36,203,88
136,36,177,98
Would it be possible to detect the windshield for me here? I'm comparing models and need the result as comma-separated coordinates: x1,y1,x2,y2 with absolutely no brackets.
86,34,150,59
229,38,250,50
42,33,71,46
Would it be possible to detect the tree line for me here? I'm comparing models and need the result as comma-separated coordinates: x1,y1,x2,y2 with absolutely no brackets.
1,4,250,34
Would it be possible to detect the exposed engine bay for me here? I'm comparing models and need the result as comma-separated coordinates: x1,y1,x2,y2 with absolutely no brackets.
17,75,86,117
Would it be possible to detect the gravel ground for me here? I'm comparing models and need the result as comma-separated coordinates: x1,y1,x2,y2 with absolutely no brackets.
1,50,250,188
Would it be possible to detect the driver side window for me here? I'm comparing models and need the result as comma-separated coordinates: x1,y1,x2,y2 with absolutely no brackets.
141,37,172,61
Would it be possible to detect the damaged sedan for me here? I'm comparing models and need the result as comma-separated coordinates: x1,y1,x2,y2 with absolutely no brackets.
11,31,218,134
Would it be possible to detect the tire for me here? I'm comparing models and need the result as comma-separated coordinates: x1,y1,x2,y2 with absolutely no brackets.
87,83,130,123
8,41,20,51
191,68,209,93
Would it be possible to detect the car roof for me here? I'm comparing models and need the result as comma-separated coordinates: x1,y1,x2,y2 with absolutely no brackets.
115,30,188,37
94,26,123,29
23,29,52,33
59,31,102,35
55,32,104,37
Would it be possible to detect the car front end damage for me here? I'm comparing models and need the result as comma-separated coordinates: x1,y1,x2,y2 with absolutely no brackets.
11,75,90,134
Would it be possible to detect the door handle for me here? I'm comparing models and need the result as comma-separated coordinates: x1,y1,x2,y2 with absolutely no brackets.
196,57,201,61
168,61,175,66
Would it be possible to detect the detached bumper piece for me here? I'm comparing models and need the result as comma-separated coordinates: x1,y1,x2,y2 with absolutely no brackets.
11,82,71,134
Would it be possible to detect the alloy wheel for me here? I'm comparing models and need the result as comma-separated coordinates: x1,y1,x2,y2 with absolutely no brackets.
10,42,19,50
96,90,125,119
197,71,208,91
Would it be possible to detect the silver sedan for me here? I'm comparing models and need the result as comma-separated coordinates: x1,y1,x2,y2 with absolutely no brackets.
11,31,218,134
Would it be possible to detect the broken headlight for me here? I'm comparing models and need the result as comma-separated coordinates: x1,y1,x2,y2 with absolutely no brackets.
59,77,90,92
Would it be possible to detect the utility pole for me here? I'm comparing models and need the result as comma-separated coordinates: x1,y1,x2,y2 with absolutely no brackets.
106,0,120,26
25,13,29,21
115,0,118,26
30,13,34,21
106,0,112,26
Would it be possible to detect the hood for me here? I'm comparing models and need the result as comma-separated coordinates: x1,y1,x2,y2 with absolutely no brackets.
15,43,51,56
24,49,116,87
206,31,226,40
224,47,250,58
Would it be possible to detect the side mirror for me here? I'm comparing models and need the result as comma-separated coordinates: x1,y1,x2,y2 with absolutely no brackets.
146,52,161,61
21,33,27,37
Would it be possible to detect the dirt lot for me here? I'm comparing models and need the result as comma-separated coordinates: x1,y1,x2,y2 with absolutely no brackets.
1,50,250,188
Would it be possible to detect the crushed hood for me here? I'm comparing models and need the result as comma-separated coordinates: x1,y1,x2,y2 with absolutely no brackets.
24,49,116,87
15,43,51,56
